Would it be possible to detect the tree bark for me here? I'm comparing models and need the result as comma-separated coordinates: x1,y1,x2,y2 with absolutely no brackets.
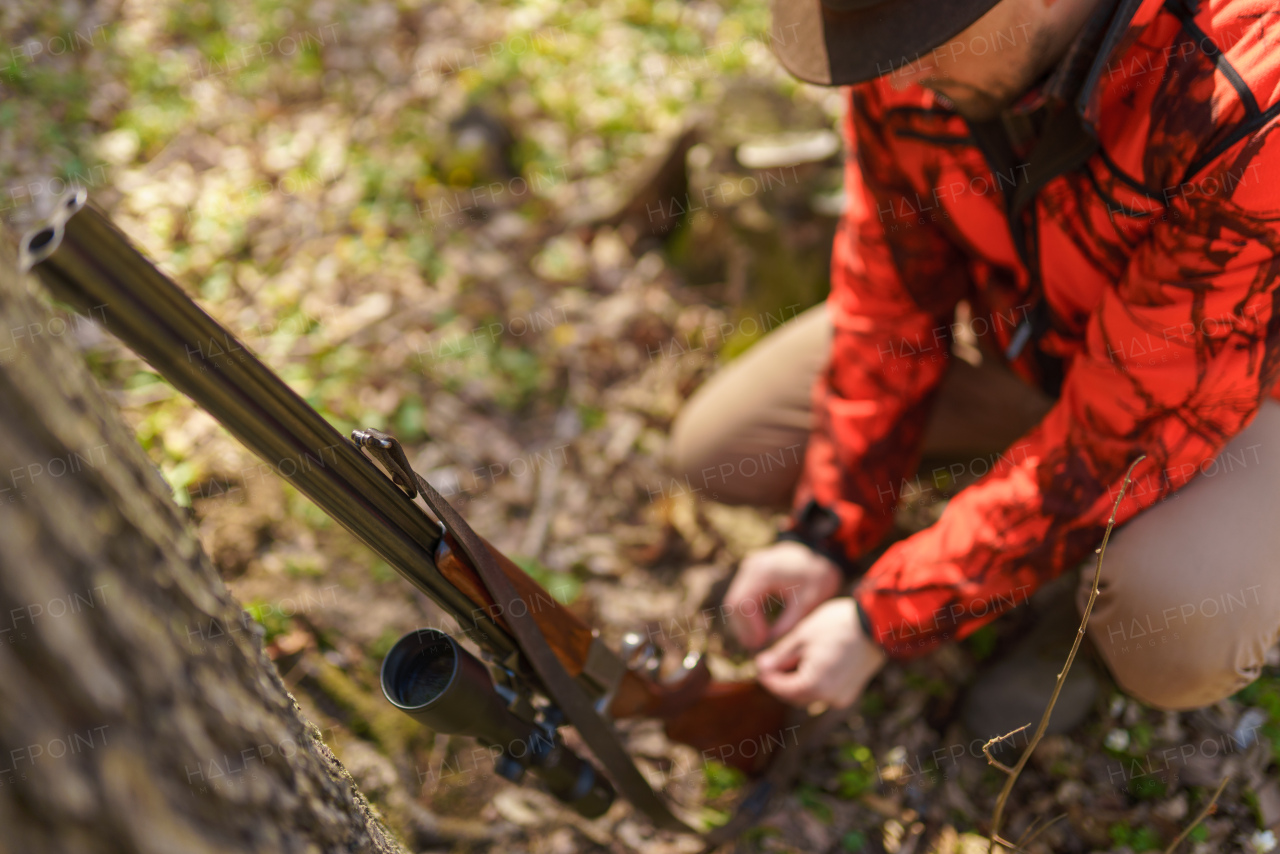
0,240,405,853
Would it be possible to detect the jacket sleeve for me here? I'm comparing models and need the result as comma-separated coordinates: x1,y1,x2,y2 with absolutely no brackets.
787,85,972,570
854,136,1280,658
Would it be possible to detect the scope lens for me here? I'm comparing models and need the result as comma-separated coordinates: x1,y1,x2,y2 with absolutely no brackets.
385,632,457,708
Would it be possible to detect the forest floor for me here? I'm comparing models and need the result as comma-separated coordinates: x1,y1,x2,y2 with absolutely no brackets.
3,0,1280,852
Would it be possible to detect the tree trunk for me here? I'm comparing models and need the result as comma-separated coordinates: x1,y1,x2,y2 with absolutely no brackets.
0,239,405,853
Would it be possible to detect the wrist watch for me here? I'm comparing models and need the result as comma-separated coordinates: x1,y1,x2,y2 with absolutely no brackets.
777,498,863,582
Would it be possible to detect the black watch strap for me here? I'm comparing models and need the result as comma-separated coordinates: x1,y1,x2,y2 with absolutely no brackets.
779,499,864,582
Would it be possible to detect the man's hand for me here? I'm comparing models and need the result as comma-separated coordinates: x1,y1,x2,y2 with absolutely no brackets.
755,598,887,709
723,540,842,651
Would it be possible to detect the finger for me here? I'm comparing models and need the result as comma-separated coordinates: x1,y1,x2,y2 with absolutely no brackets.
763,605,804,644
758,629,828,705
763,587,823,643
726,595,772,651
724,577,772,651
757,578,839,645
754,628,804,673
757,665,817,707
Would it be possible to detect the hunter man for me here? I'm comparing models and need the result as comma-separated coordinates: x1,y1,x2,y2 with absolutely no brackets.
671,0,1280,735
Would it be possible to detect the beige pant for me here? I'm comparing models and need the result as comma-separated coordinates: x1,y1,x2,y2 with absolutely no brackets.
671,303,1280,710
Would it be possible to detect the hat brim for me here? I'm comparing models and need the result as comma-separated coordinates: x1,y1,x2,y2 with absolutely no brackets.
771,0,1003,86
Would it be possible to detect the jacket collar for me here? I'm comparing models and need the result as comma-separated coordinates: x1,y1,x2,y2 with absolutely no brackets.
1072,0,1158,131
1004,0,1151,131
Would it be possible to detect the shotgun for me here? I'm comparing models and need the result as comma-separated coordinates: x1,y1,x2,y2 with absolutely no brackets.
18,189,803,835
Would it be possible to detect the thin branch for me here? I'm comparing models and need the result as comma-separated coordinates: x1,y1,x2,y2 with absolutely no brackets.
1163,776,1229,854
987,456,1146,853
986,756,1014,776
1013,814,1045,847
1017,813,1068,850
990,834,1020,853
982,724,1030,774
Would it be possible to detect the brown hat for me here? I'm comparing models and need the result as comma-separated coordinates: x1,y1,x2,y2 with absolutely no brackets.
771,0,1003,86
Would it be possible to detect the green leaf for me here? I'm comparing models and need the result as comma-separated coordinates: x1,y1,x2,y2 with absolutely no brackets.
394,397,425,440
577,405,606,431
702,760,745,800
512,555,581,605
370,627,402,660
836,742,878,798
1129,775,1166,800
796,784,832,822
965,624,999,660
284,557,324,578
839,744,873,764
1130,826,1162,851
840,830,867,852
698,807,731,828
245,597,292,642
124,370,163,389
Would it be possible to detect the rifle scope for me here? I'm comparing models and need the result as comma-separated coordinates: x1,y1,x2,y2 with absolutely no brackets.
381,629,614,818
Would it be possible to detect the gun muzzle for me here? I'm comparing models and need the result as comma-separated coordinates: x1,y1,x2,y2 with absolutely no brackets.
381,629,614,818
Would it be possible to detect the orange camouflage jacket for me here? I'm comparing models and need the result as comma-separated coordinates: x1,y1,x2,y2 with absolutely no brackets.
787,0,1280,657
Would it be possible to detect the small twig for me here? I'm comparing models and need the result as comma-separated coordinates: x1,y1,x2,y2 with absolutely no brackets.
1018,813,1068,851
989,833,1020,853
986,756,1014,775
982,724,1030,774
1163,775,1229,854
1013,814,1045,847
987,457,1145,852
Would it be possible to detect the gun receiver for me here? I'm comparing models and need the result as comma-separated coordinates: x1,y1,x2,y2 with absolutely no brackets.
18,189,794,827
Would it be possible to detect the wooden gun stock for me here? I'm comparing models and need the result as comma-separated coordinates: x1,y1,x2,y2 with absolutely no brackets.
435,536,793,773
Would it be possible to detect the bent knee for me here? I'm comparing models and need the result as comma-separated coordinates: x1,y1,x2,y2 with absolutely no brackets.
1101,647,1253,710
667,408,806,507
1090,588,1261,710
667,405,711,481
1081,566,1264,710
